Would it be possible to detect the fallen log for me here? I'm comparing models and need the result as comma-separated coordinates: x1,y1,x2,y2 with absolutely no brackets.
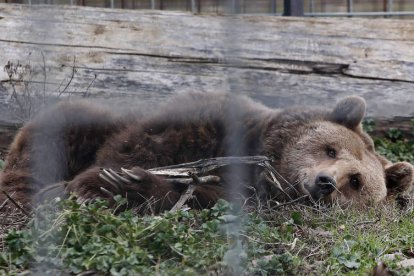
0,4,412,150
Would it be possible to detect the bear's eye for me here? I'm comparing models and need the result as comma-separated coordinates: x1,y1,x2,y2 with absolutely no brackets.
349,175,361,190
326,147,336,158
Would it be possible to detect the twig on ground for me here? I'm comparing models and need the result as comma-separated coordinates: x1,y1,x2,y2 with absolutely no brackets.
0,191,15,213
148,156,272,176
170,172,200,212
165,175,220,185
240,233,297,247
304,245,322,260
260,161,300,198
273,195,309,209
170,185,196,212
0,190,31,217
354,217,380,226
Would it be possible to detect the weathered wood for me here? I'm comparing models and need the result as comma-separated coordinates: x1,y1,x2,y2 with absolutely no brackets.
0,4,413,137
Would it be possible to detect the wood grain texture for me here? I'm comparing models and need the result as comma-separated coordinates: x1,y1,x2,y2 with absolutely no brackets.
0,3,413,129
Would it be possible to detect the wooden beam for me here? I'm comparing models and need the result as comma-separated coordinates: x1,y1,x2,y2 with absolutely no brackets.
0,4,412,129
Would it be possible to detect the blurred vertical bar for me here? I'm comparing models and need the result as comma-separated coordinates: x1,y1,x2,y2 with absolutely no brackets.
283,0,304,16
231,0,240,13
271,0,277,14
347,0,353,16
150,0,155,9
309,0,315,13
388,0,393,12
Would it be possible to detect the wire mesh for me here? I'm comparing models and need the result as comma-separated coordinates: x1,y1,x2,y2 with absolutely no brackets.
0,0,413,17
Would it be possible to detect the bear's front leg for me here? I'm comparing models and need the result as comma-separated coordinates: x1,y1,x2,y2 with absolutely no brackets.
64,166,182,213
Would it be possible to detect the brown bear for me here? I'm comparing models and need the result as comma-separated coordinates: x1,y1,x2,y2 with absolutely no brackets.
0,92,412,212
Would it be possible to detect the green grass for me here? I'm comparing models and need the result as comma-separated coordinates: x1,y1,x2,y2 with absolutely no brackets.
0,123,413,275
1,197,414,275
375,129,414,164
0,198,299,275
364,119,414,164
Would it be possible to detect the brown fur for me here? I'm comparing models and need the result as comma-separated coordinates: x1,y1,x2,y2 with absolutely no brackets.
0,92,413,211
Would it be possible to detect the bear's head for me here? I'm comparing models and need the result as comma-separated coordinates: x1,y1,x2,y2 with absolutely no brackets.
275,96,414,205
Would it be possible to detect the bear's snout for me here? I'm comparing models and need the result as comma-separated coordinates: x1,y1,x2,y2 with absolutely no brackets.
314,173,336,196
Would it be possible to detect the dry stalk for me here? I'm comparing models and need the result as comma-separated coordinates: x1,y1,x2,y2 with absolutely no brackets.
58,56,76,97
0,190,31,217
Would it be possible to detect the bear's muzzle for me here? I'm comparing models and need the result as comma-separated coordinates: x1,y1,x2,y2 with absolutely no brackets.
306,173,336,200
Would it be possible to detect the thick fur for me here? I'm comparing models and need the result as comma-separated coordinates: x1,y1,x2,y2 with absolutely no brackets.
0,92,413,211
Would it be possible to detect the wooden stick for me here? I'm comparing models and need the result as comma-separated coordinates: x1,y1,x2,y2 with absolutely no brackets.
148,156,272,177
165,175,220,185
169,172,203,212
170,186,196,212
1,190,31,217
0,191,15,213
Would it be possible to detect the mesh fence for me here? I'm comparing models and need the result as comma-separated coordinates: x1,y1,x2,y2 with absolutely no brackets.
0,0,413,17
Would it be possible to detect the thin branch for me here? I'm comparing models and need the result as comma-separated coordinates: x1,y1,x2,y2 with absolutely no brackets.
273,195,309,209
0,190,31,217
165,175,220,185
170,185,196,212
260,161,300,197
41,50,47,104
0,191,15,213
148,156,272,177
83,73,97,98
10,80,25,116
59,56,76,97
353,217,380,226
239,233,296,247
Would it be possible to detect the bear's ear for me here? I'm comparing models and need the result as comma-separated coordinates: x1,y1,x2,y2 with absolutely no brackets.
330,96,366,130
385,162,414,197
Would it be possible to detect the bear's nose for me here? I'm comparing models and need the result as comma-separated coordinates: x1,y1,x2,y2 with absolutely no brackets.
315,173,336,195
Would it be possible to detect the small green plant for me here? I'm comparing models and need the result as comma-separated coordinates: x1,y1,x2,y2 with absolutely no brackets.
375,127,414,163
0,198,298,275
362,118,376,133
364,119,414,164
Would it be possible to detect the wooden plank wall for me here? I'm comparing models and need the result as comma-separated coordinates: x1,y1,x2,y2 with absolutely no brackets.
0,4,413,138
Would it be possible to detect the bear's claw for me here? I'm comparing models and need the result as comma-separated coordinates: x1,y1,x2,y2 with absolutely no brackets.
99,167,143,191
121,168,142,182
108,168,132,184
98,170,121,192
100,186,115,198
